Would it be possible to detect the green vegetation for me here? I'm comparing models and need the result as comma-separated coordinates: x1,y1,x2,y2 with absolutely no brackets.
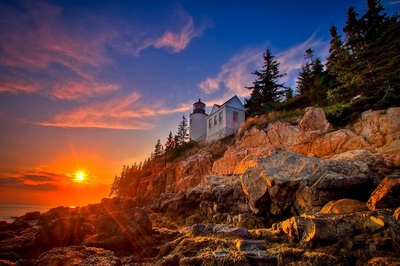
245,0,399,126
244,48,288,117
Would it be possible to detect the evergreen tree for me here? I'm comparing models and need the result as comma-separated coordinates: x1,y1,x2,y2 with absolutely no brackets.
109,175,120,197
327,0,400,107
245,48,287,116
296,49,329,106
326,25,348,102
165,131,174,150
154,139,163,157
176,116,189,145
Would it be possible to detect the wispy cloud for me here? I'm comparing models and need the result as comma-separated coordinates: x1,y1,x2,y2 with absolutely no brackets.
0,169,66,191
197,34,329,97
0,1,204,101
152,13,202,53
276,34,329,90
37,92,152,130
106,5,206,56
36,90,198,130
197,48,262,98
388,1,400,4
0,2,118,100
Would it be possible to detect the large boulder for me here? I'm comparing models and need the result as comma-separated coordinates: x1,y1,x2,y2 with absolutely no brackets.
353,107,400,147
377,140,400,167
281,215,355,243
293,129,371,157
280,209,399,247
33,214,85,253
84,208,155,256
212,144,276,175
319,199,368,214
367,177,400,210
238,150,373,216
299,107,333,133
33,246,121,266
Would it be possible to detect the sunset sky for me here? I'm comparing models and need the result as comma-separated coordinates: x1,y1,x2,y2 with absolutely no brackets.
1,0,398,208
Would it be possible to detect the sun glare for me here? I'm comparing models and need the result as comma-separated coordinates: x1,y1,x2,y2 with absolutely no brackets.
74,171,86,183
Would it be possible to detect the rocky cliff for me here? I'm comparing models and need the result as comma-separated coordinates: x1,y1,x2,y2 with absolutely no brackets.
1,107,399,265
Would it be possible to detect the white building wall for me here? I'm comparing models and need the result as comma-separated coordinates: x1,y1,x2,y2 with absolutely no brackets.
206,107,227,142
225,106,245,131
206,106,245,142
189,112,207,141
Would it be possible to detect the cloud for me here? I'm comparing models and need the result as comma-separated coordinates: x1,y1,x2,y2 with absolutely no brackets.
37,92,157,130
137,5,205,54
197,34,329,97
0,2,119,100
197,48,262,98
35,89,200,130
276,34,329,89
388,1,400,4
152,15,200,53
0,2,204,100
0,169,65,191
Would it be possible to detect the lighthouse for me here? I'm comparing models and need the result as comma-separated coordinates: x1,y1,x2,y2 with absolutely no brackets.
189,99,207,142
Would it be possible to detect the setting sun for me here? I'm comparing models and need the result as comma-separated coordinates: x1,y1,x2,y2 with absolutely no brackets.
74,171,86,183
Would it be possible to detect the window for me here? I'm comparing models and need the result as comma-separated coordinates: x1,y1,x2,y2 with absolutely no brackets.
233,111,238,121
219,111,223,123
209,119,212,128
190,118,192,125
214,115,217,125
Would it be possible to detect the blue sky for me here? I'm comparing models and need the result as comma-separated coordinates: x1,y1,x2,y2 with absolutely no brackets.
0,0,398,206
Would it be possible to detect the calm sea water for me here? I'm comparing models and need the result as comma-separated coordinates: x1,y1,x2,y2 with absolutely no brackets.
0,204,53,223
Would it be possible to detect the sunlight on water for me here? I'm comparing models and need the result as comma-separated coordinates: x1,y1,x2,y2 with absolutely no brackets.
0,204,52,223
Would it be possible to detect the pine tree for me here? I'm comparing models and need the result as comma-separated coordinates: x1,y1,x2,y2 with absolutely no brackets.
109,175,121,197
154,139,163,158
245,48,287,116
297,49,329,106
327,0,400,107
326,25,347,102
165,131,174,150
176,116,188,145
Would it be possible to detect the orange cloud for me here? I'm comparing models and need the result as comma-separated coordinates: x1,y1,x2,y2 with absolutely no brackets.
139,6,204,54
34,91,196,130
37,92,155,129
153,16,198,53
0,169,67,192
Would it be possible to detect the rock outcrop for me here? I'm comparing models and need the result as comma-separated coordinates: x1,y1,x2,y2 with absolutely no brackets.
34,246,121,266
83,207,155,256
238,150,373,216
367,177,400,210
33,246,121,266
213,107,400,176
1,107,399,265
319,198,369,214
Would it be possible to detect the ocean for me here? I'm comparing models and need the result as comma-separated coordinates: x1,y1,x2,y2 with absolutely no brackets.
0,203,53,223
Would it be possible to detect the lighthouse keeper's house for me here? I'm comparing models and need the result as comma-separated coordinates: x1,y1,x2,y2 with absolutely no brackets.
189,95,246,142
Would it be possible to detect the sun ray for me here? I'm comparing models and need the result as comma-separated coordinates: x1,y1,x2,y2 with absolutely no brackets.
73,170,87,183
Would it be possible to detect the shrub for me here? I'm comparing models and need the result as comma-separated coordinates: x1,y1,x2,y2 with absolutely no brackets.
324,103,355,128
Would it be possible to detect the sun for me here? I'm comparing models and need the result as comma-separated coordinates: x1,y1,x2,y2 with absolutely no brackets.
74,171,86,183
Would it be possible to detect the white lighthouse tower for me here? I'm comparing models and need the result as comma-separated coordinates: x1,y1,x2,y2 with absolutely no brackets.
189,99,207,142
